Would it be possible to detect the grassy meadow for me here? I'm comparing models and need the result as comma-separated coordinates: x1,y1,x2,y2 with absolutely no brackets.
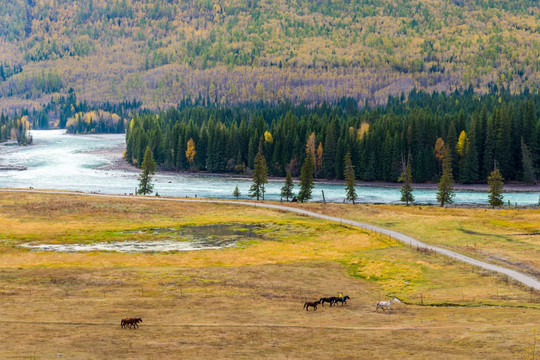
291,203,540,280
0,191,538,359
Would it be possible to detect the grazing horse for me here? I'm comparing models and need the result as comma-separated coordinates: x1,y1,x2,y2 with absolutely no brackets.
376,297,401,311
303,300,321,311
334,295,350,306
129,318,142,328
319,297,336,307
121,318,143,329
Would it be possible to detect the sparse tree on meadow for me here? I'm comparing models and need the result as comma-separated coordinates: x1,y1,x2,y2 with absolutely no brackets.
297,153,315,203
280,170,295,202
249,148,268,201
488,164,504,208
137,146,156,195
398,159,414,206
344,152,357,204
436,145,455,207
233,185,241,199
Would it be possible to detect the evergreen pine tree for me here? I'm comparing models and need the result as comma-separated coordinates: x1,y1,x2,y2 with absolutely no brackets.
297,153,315,203
249,148,268,201
494,104,512,179
280,170,295,201
175,133,186,170
322,122,337,178
197,123,208,170
137,146,156,195
235,150,245,173
334,137,345,179
521,138,536,184
483,110,495,181
459,133,479,184
488,165,504,208
437,145,455,207
344,152,358,204
398,159,414,205
476,106,488,178
535,121,540,172
362,152,376,181
523,99,536,146
446,121,459,177
233,185,241,199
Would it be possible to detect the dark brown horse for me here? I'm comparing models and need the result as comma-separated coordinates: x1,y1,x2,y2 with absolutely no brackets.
319,297,336,307
335,295,350,305
303,300,321,311
121,318,143,329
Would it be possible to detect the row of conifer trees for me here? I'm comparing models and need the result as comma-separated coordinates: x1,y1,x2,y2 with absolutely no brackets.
125,88,540,184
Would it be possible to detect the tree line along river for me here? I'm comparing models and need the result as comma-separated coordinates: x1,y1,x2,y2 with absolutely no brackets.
0,130,539,205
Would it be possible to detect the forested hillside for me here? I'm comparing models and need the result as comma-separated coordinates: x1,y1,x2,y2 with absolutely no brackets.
125,90,540,183
0,0,538,111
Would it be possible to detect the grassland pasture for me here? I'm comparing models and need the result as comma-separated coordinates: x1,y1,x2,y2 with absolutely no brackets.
0,191,538,359
290,203,540,279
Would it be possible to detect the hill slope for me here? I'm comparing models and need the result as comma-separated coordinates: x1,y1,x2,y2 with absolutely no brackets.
0,0,538,110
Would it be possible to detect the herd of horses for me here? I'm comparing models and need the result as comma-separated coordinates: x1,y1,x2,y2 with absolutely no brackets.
121,317,142,329
303,295,350,311
121,296,400,328
304,296,402,312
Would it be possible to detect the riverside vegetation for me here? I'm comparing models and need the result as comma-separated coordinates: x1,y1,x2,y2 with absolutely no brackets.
3,88,539,186
123,89,539,184
0,191,538,359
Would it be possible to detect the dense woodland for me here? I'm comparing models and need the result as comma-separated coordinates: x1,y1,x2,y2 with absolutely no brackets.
0,0,538,110
125,89,540,184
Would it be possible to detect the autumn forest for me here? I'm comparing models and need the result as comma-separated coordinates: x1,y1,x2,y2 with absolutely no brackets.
0,0,538,111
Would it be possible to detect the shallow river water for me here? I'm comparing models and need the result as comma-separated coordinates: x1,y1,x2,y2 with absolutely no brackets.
1,130,539,205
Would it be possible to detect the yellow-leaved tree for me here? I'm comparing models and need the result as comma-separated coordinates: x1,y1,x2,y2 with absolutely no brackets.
456,131,468,157
316,142,323,177
434,137,445,162
434,137,445,176
264,131,273,143
185,138,196,170
357,122,370,140
306,132,316,160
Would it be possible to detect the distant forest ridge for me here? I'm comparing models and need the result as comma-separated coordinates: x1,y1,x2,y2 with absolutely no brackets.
121,89,540,184
0,0,539,110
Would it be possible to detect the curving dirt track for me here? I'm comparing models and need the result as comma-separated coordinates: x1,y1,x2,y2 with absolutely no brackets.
2,189,539,291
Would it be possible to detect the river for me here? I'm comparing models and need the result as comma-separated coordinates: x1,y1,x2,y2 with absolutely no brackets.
1,130,539,205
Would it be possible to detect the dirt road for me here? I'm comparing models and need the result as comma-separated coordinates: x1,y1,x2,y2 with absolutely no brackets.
3,189,539,291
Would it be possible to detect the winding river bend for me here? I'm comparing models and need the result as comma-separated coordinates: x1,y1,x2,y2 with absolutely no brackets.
1,130,539,205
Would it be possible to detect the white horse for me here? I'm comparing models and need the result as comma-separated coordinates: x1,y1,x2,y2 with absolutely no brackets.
376,297,401,311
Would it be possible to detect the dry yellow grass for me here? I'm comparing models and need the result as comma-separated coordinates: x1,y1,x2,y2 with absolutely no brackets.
0,191,539,359
0,264,538,359
290,202,540,278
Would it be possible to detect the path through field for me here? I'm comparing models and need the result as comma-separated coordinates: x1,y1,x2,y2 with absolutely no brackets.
2,189,539,291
